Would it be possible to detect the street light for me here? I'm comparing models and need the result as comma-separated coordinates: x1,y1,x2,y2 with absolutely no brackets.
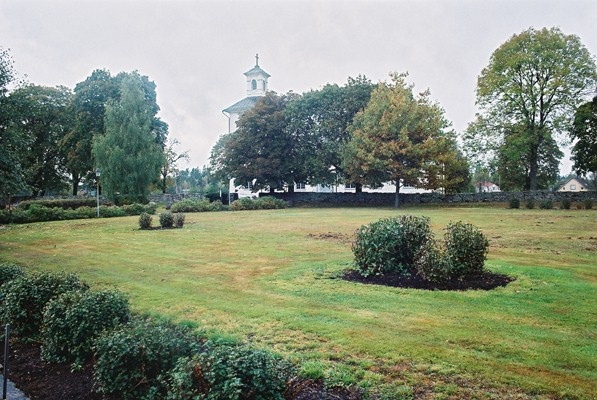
95,168,101,218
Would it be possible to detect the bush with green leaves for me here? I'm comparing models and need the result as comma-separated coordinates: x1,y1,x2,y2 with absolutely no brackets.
352,216,433,277
41,289,130,368
164,342,293,400
540,200,553,209
525,198,536,209
584,198,594,210
509,198,520,209
160,212,175,228
171,198,225,213
0,271,88,340
229,197,258,211
18,198,97,211
414,240,453,283
174,213,185,228
139,212,153,229
94,317,199,399
0,263,24,287
560,198,572,210
444,221,489,278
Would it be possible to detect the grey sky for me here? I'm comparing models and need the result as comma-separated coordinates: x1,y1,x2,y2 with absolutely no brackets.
1,0,596,172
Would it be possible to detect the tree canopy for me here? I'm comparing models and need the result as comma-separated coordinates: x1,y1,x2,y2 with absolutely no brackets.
343,73,464,207
210,91,301,193
465,27,597,190
92,72,166,201
570,95,597,185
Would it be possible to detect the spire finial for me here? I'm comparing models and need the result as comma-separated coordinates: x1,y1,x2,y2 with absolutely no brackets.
255,53,259,67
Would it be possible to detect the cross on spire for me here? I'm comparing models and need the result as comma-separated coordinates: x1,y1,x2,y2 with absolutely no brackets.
255,53,259,67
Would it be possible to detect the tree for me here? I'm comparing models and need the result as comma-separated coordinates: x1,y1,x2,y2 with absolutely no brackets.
0,48,27,202
92,73,165,201
466,27,597,190
6,84,73,195
61,69,119,195
210,91,301,193
343,73,463,207
284,76,374,188
160,138,189,194
570,95,597,187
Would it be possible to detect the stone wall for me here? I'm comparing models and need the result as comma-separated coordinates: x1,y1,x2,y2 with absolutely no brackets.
260,190,597,207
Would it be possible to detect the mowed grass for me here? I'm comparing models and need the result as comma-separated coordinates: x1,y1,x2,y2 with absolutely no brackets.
1,207,596,399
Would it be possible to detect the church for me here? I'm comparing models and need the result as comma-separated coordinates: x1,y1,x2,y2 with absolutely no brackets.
222,56,430,197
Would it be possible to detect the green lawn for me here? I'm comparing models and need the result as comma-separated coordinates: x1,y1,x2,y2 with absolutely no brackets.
1,207,596,399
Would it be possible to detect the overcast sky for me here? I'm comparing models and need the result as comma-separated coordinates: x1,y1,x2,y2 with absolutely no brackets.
1,0,596,173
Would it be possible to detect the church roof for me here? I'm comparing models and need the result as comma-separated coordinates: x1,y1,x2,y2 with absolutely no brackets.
244,65,271,78
222,96,261,114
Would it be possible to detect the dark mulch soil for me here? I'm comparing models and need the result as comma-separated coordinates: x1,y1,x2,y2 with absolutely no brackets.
343,270,515,291
5,342,362,400
6,341,107,400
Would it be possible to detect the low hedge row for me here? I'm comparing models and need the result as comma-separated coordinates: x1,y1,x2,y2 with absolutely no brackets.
0,265,311,399
0,203,157,224
18,198,98,210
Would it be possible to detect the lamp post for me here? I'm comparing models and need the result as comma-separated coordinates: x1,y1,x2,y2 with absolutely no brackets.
95,168,101,218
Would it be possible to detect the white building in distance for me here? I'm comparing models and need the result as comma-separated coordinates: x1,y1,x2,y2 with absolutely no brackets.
222,56,431,197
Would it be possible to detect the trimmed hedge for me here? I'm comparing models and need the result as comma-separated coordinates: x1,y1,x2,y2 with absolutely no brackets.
0,203,156,224
165,342,294,400
94,318,200,399
171,198,225,213
18,198,97,210
0,271,89,340
41,289,131,368
229,197,287,211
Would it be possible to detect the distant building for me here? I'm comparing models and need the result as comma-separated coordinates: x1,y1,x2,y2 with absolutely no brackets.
558,177,590,192
475,181,500,193
222,54,270,134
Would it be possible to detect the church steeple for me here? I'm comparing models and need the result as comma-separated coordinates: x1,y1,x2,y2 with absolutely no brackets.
244,53,270,97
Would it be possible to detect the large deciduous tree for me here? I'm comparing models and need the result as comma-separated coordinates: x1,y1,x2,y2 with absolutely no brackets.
92,72,165,201
343,73,464,207
7,84,73,195
570,95,597,187
0,48,28,202
61,69,119,195
284,76,374,188
210,91,300,193
465,27,597,190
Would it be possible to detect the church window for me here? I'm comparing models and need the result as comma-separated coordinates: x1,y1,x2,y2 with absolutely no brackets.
295,182,306,190
252,79,257,90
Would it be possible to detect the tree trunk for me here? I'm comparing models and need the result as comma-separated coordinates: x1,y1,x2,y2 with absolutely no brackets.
355,183,363,193
71,174,80,196
528,145,538,191
394,183,401,208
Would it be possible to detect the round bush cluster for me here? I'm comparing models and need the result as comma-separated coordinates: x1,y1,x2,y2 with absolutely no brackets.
352,217,490,283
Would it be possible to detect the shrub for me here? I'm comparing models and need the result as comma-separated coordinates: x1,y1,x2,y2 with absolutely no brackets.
139,212,153,229
444,221,489,278
94,318,199,399
414,241,453,283
525,198,536,209
560,198,572,210
160,212,175,228
583,198,594,210
230,197,257,211
0,263,24,287
171,198,202,213
509,198,520,209
540,200,553,209
256,196,287,209
174,213,185,228
0,272,88,340
352,216,433,277
18,198,97,211
41,289,130,368
122,203,146,215
164,342,293,400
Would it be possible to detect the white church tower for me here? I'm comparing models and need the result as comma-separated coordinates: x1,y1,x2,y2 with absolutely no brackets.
222,54,271,133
